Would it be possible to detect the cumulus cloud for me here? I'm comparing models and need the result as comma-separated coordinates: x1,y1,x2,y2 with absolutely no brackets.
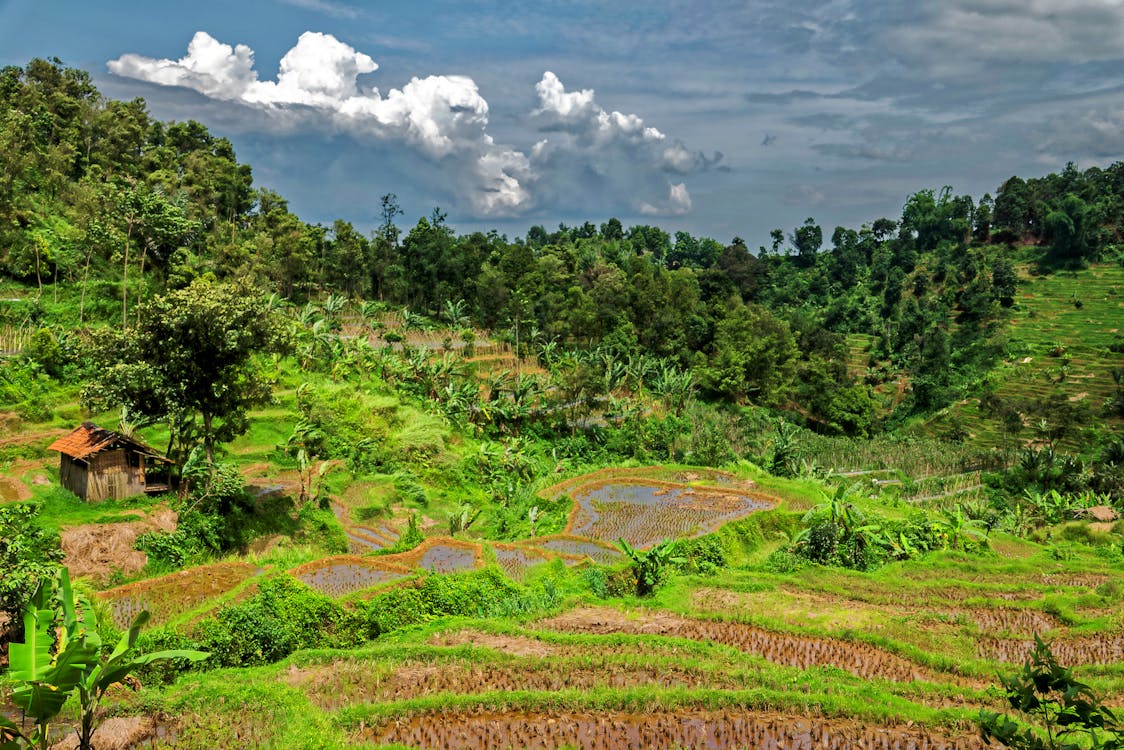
638,182,693,216
531,71,717,216
109,31,532,215
108,33,712,218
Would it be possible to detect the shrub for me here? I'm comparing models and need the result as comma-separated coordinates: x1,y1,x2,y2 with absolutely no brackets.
979,636,1122,749
198,576,363,668
674,535,728,575
364,567,555,635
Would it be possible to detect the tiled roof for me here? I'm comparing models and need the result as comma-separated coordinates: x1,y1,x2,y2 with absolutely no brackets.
47,422,167,461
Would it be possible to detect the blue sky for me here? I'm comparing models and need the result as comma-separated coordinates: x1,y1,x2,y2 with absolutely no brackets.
3,0,1124,246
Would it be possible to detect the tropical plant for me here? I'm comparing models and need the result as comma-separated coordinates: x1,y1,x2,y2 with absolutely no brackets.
616,538,685,596
979,636,1121,749
1,568,208,750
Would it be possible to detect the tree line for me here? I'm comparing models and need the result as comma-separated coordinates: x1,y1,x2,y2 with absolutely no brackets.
4,57,1124,434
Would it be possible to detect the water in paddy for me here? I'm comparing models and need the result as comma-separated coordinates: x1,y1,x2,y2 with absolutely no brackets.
569,482,772,548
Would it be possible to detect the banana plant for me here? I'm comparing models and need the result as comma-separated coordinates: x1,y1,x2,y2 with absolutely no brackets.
2,568,208,750
617,539,686,597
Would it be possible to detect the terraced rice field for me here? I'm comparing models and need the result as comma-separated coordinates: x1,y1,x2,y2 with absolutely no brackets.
290,555,411,597
358,710,985,750
536,607,952,685
543,468,777,549
379,537,484,573
531,534,622,563
97,561,263,629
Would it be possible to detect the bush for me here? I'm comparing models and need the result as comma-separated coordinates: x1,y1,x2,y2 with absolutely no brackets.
198,576,363,668
364,567,556,635
393,471,428,507
674,535,728,575
764,548,809,573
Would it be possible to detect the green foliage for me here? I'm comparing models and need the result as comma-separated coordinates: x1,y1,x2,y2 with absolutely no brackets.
2,567,207,750
0,503,63,638
197,575,363,668
81,277,290,465
616,538,685,596
673,535,728,575
364,567,559,635
979,636,1122,749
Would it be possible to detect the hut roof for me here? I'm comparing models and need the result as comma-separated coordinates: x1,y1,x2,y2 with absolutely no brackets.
48,422,170,462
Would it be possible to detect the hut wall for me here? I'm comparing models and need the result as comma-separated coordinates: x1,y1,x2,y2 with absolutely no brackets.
58,454,89,500
86,449,147,501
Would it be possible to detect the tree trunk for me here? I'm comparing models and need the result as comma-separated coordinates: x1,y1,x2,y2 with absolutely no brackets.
121,222,133,329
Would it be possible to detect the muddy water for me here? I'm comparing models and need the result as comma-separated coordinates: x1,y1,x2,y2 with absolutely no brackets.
295,563,406,597
364,710,983,749
570,482,772,548
492,546,549,580
418,543,478,573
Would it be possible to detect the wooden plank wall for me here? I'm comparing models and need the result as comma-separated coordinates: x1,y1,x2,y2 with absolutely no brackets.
86,450,146,501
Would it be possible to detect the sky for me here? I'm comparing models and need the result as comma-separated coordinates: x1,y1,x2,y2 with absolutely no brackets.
2,0,1124,246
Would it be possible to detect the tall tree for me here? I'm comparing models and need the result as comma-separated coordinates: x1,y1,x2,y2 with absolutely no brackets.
82,278,290,465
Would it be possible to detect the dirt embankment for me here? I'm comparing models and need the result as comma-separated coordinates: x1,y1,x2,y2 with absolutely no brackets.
61,507,177,582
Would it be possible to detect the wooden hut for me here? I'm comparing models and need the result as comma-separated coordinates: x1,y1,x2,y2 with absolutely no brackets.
48,422,171,501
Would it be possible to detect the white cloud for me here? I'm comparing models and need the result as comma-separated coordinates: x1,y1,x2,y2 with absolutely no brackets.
534,71,665,146
108,34,712,219
109,31,533,216
248,31,377,106
279,0,362,20
530,72,716,216
108,31,258,99
638,182,692,216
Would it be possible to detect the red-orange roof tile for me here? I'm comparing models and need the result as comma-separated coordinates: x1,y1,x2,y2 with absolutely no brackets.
47,422,167,461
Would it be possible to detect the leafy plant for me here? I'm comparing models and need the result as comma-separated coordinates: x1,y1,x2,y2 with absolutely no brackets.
979,635,1121,749
1,567,208,750
0,503,63,641
616,538,685,596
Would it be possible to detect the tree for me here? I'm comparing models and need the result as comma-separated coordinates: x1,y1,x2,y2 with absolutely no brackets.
82,278,290,466
0,503,62,645
791,217,822,267
617,539,684,596
699,302,798,406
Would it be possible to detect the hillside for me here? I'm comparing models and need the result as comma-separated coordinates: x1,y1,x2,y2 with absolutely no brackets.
1,58,1122,750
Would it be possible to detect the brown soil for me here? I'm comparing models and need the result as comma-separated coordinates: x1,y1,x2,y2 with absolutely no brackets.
966,608,1060,635
0,426,68,447
694,587,1062,638
60,507,178,582
0,475,31,502
50,716,154,750
288,659,761,711
361,709,984,750
1040,573,1112,588
691,587,890,631
536,607,952,684
430,629,557,657
977,634,1124,665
